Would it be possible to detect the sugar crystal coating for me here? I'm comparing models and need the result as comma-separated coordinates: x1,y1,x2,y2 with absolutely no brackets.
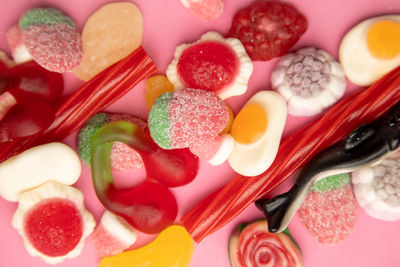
19,8,75,30
148,88,229,149
312,173,351,193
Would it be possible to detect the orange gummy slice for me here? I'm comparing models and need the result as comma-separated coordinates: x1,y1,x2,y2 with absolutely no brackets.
99,225,193,267
145,75,174,110
73,2,143,81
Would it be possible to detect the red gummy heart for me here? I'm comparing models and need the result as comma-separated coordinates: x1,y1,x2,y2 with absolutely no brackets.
227,0,308,61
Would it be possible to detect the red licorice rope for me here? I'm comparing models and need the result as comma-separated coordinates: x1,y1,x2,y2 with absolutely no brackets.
182,66,400,243
0,46,157,162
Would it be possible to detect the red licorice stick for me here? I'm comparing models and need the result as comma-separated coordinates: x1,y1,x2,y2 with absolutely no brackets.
182,66,400,243
0,46,157,162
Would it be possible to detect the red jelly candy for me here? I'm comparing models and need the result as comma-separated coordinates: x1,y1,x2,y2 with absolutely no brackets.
227,0,308,61
24,198,83,257
177,42,238,91
106,181,178,234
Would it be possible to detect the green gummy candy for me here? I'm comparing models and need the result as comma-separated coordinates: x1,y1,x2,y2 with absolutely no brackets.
148,92,173,149
311,173,351,193
78,113,109,165
19,8,75,30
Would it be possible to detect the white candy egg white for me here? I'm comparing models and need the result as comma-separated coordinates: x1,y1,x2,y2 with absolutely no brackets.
339,15,400,86
228,91,287,176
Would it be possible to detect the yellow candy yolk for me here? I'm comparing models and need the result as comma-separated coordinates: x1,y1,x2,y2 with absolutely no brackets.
367,20,400,60
220,104,234,134
231,104,268,145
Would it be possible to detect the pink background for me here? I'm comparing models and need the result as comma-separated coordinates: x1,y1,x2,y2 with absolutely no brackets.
1,0,400,266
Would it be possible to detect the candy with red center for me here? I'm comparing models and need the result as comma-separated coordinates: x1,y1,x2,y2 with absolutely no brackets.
180,0,224,22
91,211,137,257
148,88,229,149
228,220,303,267
166,31,253,99
298,174,357,245
227,0,308,61
78,113,146,171
12,181,95,264
19,8,83,73
6,24,32,64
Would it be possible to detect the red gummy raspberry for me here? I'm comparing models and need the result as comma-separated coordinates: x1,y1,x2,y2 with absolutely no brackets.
227,0,308,61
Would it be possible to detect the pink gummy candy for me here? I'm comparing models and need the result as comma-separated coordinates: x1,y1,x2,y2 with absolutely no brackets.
108,114,146,171
181,0,224,21
298,185,357,245
6,24,32,63
91,211,137,258
169,88,228,149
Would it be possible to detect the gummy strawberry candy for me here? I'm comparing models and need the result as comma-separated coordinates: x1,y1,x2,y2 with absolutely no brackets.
227,0,308,61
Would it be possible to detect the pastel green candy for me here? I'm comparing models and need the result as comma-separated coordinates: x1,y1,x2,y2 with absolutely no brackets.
311,173,351,193
19,8,75,30
78,113,109,165
148,92,173,149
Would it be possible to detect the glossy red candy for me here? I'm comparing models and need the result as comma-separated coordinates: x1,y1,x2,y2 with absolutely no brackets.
227,0,308,61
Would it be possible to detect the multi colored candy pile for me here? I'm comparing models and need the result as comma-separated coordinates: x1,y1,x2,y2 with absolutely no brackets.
1,1,400,267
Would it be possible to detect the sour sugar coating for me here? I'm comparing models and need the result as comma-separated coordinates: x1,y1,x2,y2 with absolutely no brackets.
180,0,224,22
6,24,32,63
227,0,308,61
189,134,234,166
12,181,95,265
298,174,357,245
78,113,146,171
148,88,229,149
92,211,137,258
271,47,346,116
19,8,82,73
73,2,143,81
352,154,400,221
166,31,253,100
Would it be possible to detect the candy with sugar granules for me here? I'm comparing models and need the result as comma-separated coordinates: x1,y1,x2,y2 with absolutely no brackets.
298,174,357,245
6,24,32,63
99,225,193,267
145,75,174,110
148,88,229,149
19,8,82,73
92,211,137,258
271,47,346,116
0,142,81,202
78,113,146,171
166,31,253,99
189,134,234,165
352,154,400,221
227,0,308,61
73,2,143,81
12,181,95,264
181,0,224,22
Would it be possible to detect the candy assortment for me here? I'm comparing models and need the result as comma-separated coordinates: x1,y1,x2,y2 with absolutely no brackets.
1,0,400,267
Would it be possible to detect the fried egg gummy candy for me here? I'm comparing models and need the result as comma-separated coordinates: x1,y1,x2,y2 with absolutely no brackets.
339,15,400,86
298,174,357,245
6,24,32,63
352,153,400,221
148,88,229,149
73,2,143,81
271,47,346,116
229,90,287,176
91,211,137,258
19,8,83,73
166,31,253,100
12,181,95,265
99,225,193,267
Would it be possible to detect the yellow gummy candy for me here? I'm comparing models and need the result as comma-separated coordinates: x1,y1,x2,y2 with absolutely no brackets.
145,75,174,110
99,225,194,267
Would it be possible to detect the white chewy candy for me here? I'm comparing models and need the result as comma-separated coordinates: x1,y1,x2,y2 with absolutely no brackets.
0,142,81,202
